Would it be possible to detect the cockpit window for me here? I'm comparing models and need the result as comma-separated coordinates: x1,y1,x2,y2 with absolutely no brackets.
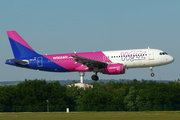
159,52,168,55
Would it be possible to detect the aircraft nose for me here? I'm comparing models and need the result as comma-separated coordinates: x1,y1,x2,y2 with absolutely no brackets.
167,56,174,63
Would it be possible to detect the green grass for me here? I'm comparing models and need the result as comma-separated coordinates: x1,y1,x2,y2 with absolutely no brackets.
0,111,180,120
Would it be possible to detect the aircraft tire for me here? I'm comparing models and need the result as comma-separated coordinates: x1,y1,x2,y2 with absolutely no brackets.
151,73,155,77
91,75,99,81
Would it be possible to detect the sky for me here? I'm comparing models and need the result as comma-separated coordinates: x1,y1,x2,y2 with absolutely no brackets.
0,0,179,81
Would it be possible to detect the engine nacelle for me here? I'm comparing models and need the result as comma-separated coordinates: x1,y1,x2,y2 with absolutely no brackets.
100,64,125,75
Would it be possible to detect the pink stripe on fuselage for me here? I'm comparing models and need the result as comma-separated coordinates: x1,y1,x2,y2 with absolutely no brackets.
7,31,34,51
43,51,112,71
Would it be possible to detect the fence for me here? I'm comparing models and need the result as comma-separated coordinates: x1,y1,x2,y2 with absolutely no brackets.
0,105,180,112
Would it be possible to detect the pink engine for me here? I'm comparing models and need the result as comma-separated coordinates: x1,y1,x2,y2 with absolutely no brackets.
100,64,125,75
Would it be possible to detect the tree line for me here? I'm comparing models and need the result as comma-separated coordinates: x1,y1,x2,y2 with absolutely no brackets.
0,79,180,112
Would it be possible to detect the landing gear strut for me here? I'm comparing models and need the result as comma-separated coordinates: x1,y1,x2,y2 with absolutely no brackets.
91,72,99,81
150,67,155,77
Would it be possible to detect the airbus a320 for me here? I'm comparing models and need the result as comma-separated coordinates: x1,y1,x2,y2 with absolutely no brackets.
5,31,174,81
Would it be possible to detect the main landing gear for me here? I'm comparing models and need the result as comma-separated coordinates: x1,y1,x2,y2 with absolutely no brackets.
91,72,99,81
150,67,155,77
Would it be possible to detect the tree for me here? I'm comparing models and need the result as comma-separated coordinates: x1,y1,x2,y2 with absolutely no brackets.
124,87,138,111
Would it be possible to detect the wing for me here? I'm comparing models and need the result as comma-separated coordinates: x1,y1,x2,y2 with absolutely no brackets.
71,55,108,68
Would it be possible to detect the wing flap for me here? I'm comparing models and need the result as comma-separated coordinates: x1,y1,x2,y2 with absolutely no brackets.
71,55,107,68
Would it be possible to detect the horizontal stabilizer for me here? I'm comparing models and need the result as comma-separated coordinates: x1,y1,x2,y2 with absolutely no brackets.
6,59,29,65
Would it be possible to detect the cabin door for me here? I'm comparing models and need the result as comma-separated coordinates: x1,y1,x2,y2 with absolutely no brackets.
149,51,154,60
37,57,43,67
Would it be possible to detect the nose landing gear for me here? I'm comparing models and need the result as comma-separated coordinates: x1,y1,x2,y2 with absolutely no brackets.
151,73,155,77
150,67,155,77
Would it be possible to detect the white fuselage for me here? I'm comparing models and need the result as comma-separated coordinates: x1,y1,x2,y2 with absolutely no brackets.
103,48,174,69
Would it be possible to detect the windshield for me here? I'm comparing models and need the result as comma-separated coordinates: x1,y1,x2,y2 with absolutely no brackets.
159,52,168,55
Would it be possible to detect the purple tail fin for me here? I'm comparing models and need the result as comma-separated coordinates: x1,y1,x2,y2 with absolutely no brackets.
7,31,40,58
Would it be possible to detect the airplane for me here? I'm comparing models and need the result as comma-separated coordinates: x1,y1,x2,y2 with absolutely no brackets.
5,31,174,81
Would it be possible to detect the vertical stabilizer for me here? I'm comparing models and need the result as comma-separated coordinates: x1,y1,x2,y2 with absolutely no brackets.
7,31,39,58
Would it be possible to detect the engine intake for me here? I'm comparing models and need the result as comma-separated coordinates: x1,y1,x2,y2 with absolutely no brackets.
100,64,125,75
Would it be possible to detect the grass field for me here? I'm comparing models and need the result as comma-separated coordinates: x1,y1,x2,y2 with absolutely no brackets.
0,111,180,120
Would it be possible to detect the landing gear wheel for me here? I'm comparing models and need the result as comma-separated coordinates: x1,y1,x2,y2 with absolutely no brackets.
91,75,99,81
151,73,155,77
150,67,155,77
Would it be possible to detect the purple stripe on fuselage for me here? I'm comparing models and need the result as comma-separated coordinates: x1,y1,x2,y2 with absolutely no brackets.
7,31,34,51
43,51,112,71
28,56,70,72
